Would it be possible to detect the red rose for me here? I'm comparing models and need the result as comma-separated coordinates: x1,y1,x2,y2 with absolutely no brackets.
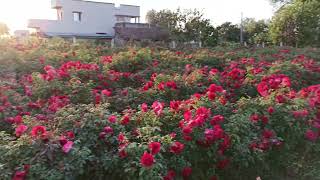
121,115,130,125
182,126,193,134
119,149,128,159
101,89,112,97
149,142,161,155
216,159,230,169
12,170,27,180
30,126,47,138
103,126,113,134
140,152,154,168
108,115,117,123
15,125,28,137
152,101,164,116
184,110,192,121
141,103,148,112
250,114,260,123
182,167,192,178
65,131,75,139
163,170,176,180
170,141,184,154
305,129,318,142
210,115,224,125
62,141,74,153
59,135,68,145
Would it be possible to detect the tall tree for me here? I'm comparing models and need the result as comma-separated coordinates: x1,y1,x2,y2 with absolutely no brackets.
269,0,320,47
217,22,240,43
243,18,270,44
146,9,218,46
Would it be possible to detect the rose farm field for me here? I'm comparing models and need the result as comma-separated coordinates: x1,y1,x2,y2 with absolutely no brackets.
1,38,320,180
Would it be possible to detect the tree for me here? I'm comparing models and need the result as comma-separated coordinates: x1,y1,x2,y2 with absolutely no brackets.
217,22,240,43
242,18,270,44
0,22,9,36
146,9,218,46
146,9,183,41
269,0,320,47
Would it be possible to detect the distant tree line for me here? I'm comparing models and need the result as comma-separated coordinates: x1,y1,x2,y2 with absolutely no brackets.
146,0,320,47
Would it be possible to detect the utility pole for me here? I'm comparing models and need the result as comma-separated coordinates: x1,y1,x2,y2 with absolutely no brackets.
240,12,244,45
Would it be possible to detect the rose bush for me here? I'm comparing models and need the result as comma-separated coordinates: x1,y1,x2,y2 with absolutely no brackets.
0,39,320,180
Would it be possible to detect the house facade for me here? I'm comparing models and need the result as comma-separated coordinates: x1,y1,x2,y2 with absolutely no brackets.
28,0,140,39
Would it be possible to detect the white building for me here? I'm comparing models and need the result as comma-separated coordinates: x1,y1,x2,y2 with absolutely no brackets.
28,0,140,39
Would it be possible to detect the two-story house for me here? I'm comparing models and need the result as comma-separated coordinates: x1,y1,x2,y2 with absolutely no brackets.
28,0,140,39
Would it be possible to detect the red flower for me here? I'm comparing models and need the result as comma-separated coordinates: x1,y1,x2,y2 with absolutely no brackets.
62,141,74,153
15,125,28,137
276,95,286,103
101,89,112,97
216,159,230,169
119,149,128,159
59,135,68,145
141,103,148,112
108,115,117,123
261,116,269,125
293,109,309,118
14,115,23,124
250,114,260,123
140,152,154,168
12,170,27,180
182,167,192,178
262,129,274,139
66,131,75,139
257,82,269,97
118,133,126,143
182,126,193,134
305,129,318,142
103,126,113,134
163,170,176,180
149,142,161,155
152,101,164,116
184,110,192,121
158,82,165,91
31,126,47,138
170,132,177,139
210,176,218,180
170,101,181,111
208,84,224,93
219,135,231,154
120,115,130,125
204,125,224,142
183,135,193,141
210,115,224,125
170,141,185,154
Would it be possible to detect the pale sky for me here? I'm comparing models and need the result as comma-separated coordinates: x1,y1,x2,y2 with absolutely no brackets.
0,0,275,32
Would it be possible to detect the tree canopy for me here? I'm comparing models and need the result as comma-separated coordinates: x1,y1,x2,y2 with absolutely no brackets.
269,0,320,47
146,8,218,46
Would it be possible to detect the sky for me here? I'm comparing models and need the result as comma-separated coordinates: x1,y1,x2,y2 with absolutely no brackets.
0,0,275,32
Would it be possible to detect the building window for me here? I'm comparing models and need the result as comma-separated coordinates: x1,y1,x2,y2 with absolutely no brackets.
73,12,82,22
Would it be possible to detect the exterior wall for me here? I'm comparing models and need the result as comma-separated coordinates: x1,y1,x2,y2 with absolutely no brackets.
28,0,140,37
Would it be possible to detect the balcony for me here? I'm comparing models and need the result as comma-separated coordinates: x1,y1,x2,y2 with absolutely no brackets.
51,0,63,9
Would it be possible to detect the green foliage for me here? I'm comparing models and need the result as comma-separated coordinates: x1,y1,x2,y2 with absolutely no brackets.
146,9,218,46
269,0,320,47
217,22,240,43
